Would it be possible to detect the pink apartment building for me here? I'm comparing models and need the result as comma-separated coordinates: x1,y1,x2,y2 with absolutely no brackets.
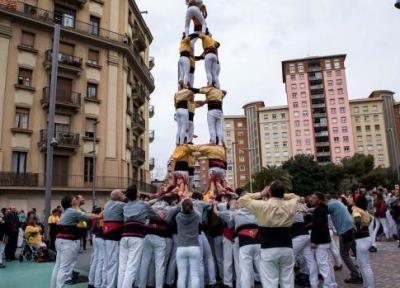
282,55,355,163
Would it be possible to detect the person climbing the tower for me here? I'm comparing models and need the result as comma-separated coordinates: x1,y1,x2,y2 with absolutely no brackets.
190,86,226,146
184,0,207,37
169,145,194,198
174,88,194,146
178,34,198,89
187,99,205,144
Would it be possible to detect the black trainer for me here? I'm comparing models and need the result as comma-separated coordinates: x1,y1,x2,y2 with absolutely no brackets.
344,277,363,284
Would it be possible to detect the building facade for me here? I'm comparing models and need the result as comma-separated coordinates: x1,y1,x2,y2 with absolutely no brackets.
0,0,156,211
193,157,209,192
258,105,292,166
224,115,250,188
282,55,355,164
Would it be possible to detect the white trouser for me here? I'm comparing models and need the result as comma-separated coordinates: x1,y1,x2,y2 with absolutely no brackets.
233,238,241,288
209,167,226,182
178,56,190,87
187,120,194,143
204,53,220,88
216,61,221,88
105,239,119,288
166,234,178,286
138,235,166,288
239,244,261,288
223,237,234,287
386,210,397,237
0,243,5,264
184,6,206,36
176,246,201,288
355,237,375,288
50,239,80,288
371,217,390,246
259,248,294,288
199,232,217,285
212,235,224,280
175,108,189,145
165,237,173,270
292,235,318,288
315,244,337,288
117,237,143,288
207,109,224,145
89,237,106,287
329,230,342,267
189,72,195,88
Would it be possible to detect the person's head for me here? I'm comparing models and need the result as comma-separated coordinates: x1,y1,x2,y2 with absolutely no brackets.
10,207,17,213
355,195,368,210
376,192,384,203
170,193,180,205
192,192,203,200
310,192,326,207
111,189,126,202
182,198,194,214
125,184,138,201
77,195,85,206
61,195,74,210
269,180,285,198
93,206,102,215
27,212,36,225
51,209,57,216
32,208,37,213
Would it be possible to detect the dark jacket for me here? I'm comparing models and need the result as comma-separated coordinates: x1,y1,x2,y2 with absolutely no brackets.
311,204,331,245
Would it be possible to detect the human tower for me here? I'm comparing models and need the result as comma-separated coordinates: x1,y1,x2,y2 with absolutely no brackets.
167,0,230,198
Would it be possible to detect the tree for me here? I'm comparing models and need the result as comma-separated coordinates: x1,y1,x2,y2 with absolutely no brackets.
247,165,292,192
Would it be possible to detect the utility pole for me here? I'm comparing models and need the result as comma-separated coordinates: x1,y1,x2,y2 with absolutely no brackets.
231,142,236,189
92,120,100,207
241,147,256,193
44,24,60,240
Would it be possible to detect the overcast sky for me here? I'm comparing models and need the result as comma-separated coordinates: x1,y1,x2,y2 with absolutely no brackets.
136,0,400,179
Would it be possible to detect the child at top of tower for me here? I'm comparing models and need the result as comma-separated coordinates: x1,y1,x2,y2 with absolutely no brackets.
184,0,207,36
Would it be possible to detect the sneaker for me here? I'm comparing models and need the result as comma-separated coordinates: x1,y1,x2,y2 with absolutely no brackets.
334,265,343,271
65,279,78,285
88,285,95,288
344,277,363,284
369,246,378,252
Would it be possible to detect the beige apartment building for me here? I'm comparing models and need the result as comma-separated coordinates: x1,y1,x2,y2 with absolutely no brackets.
224,115,250,188
0,0,156,211
258,105,292,166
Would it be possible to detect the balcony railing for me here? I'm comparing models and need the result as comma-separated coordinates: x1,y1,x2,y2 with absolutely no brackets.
132,147,145,166
132,112,145,135
308,66,321,72
311,94,325,100
314,123,328,128
42,87,81,111
310,84,324,90
316,152,330,157
132,85,146,106
149,130,155,143
316,142,330,147
309,75,323,81
315,131,329,137
312,103,326,109
39,129,80,150
0,172,157,193
149,105,155,118
313,113,327,118
149,157,155,171
45,50,82,72
53,0,87,8
0,1,154,90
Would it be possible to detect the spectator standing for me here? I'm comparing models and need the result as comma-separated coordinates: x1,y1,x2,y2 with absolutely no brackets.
48,209,60,251
371,193,390,249
4,207,19,261
0,211,6,268
18,210,26,223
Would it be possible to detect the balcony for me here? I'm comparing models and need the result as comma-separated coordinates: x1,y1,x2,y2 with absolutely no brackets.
132,25,146,52
309,75,323,81
312,103,326,109
41,87,81,113
39,129,80,154
315,142,330,147
149,130,155,143
149,105,155,118
149,157,155,171
149,57,155,70
44,50,82,74
311,94,325,100
0,172,157,193
314,123,328,128
132,85,146,106
53,0,87,8
0,1,154,92
132,112,145,135
310,84,324,90
316,152,330,157
132,147,145,167
313,113,327,118
315,131,329,137
308,66,321,72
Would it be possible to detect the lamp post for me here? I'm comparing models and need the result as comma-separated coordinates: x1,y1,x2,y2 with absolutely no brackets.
241,147,257,194
92,120,100,207
230,142,237,189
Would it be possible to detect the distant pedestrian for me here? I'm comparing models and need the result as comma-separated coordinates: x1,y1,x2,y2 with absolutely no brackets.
0,211,6,268
4,207,19,261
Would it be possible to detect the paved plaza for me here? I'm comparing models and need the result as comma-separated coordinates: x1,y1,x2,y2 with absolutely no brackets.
0,241,398,288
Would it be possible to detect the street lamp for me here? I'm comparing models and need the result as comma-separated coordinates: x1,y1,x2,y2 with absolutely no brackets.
92,120,100,207
395,0,400,9
240,147,257,194
230,142,237,189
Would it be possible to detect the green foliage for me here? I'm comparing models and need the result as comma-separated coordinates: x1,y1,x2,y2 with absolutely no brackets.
244,153,394,196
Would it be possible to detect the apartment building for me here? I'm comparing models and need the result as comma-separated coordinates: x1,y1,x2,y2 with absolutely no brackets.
282,55,355,164
193,157,209,192
0,0,156,210
258,105,292,166
224,115,250,188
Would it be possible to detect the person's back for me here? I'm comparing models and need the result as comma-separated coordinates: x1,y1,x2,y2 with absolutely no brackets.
176,210,200,247
327,199,354,236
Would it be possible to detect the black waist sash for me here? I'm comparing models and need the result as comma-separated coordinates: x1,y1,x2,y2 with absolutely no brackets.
258,227,292,249
209,159,226,169
180,51,190,58
57,225,80,240
175,161,189,172
236,224,259,247
176,101,188,109
208,101,222,111
189,112,195,121
122,221,146,238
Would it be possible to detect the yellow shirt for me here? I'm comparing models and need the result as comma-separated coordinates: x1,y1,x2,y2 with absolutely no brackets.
190,56,195,68
179,36,192,53
188,154,196,168
199,86,226,102
174,89,193,108
352,206,372,228
188,100,204,113
199,33,216,50
76,207,88,228
48,215,60,225
25,225,43,246
239,192,299,228
171,145,193,163
192,145,226,161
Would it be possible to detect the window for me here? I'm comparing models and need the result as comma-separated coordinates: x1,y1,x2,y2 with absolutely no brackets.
21,31,35,48
17,68,32,87
328,80,333,86
363,106,368,112
301,91,306,98
281,113,286,119
372,105,378,112
303,110,308,116
299,73,304,80
354,107,359,113
88,49,99,65
238,139,244,145
293,102,299,108
294,111,300,118
283,141,288,147
340,107,346,113
334,59,340,69
343,136,349,142
338,88,344,95
367,145,373,151
375,124,380,131
54,6,76,28
344,146,350,152
355,116,360,123
15,108,29,129
304,120,309,126
329,89,334,95
342,126,348,133
329,99,335,105
336,79,343,85
304,129,310,136
356,126,361,132
335,70,342,76
87,83,98,99
296,140,302,146
85,118,96,138
292,93,297,99
237,122,243,127
298,63,304,73
332,118,338,124
295,130,301,136
331,108,336,114
239,156,245,162
338,98,344,104
239,165,245,172
373,115,379,122
305,138,311,145
364,115,370,122
274,142,279,149
300,83,305,89
84,157,94,182
301,101,307,108
89,16,100,35
333,127,339,134
12,151,27,174
377,144,383,151
327,71,332,77
272,114,277,119
282,132,287,139
291,84,297,90
366,125,371,132
325,60,332,70
290,75,295,81
238,131,244,137
334,137,340,143
357,136,362,142
358,145,364,152
341,117,347,124
289,64,295,74
335,147,341,153
336,157,342,163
